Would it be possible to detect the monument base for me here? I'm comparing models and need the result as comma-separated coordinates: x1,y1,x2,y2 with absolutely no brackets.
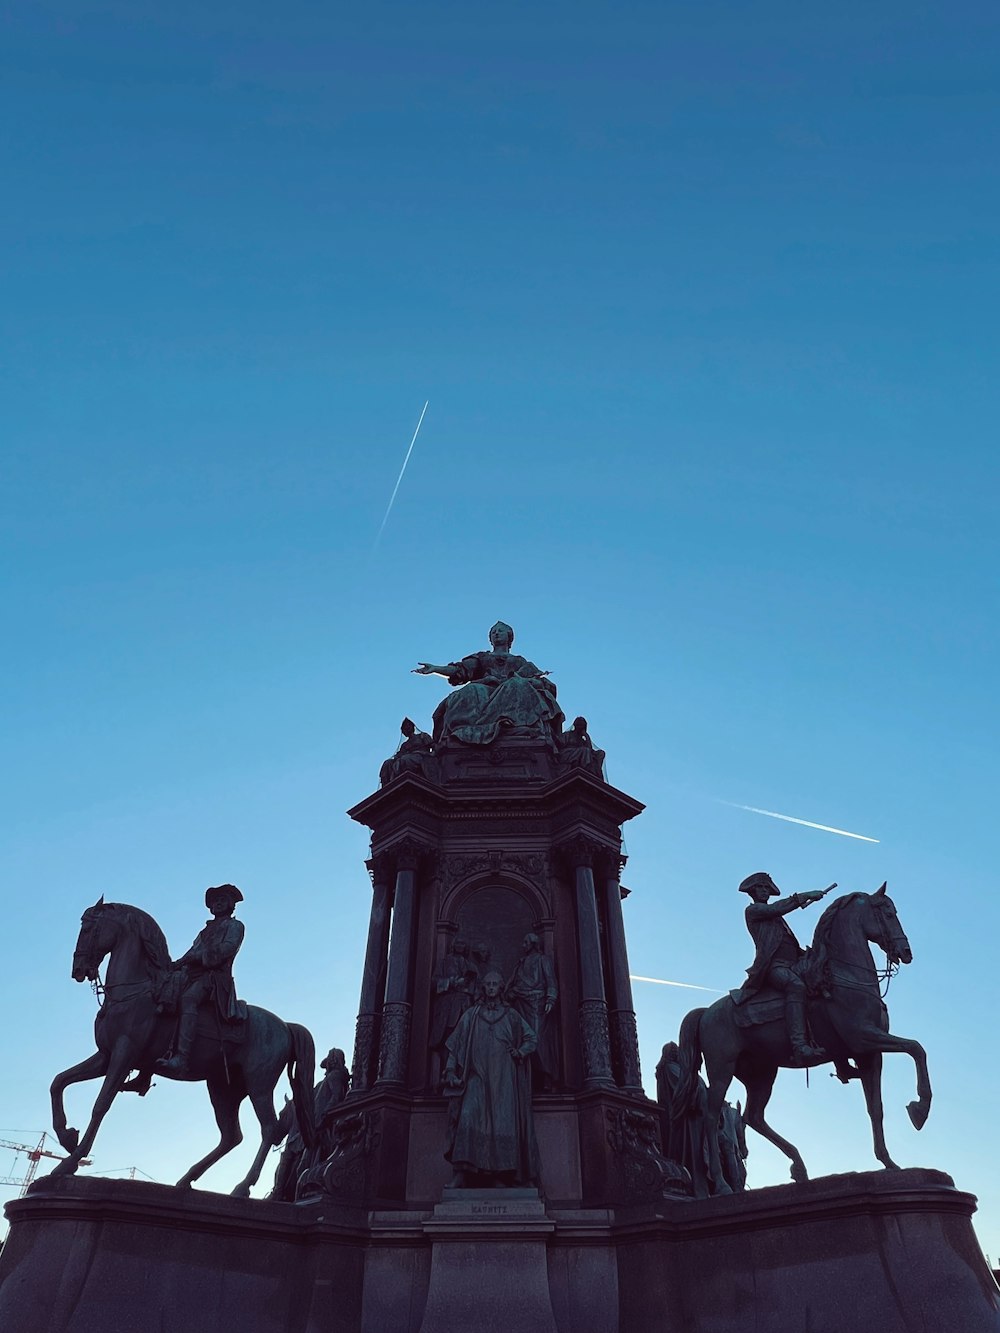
2,1169,997,1333
416,1189,557,1333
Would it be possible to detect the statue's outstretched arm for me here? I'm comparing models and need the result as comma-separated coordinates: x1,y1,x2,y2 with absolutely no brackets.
762,891,824,919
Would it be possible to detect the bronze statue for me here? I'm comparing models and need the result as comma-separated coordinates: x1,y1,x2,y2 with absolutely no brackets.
267,1048,351,1202
733,871,827,1065
673,883,931,1185
49,897,316,1195
470,940,492,994
718,1099,748,1193
158,884,246,1076
557,716,605,775
429,940,477,1053
443,971,539,1186
379,717,434,786
656,1041,727,1198
413,621,563,748
505,933,559,1089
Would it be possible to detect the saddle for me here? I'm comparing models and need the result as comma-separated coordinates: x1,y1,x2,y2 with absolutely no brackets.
192,1004,248,1045
730,955,821,1031
154,969,248,1044
730,990,785,1029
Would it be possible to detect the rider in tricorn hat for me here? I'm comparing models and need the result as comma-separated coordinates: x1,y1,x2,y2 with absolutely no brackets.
158,884,245,1076
734,871,826,1066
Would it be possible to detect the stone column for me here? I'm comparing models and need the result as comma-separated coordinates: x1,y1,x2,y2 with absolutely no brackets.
599,852,643,1092
350,854,393,1094
562,837,614,1088
377,841,423,1085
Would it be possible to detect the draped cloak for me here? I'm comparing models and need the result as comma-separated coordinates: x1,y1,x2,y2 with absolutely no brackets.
432,651,563,747
444,1002,538,1182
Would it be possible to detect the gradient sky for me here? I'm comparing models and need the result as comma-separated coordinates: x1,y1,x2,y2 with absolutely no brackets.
2,0,999,1254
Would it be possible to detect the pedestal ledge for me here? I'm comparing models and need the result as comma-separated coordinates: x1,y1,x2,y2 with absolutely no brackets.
616,1167,1000,1333
418,1188,558,1333
425,1186,554,1236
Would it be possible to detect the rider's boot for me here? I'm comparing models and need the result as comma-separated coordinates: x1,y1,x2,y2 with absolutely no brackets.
786,997,825,1066
157,1010,197,1075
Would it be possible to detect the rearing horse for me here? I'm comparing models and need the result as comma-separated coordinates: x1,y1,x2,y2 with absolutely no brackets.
675,885,931,1185
49,899,316,1195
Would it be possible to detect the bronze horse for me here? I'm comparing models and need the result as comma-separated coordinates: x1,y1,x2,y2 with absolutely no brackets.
675,885,931,1185
49,899,316,1194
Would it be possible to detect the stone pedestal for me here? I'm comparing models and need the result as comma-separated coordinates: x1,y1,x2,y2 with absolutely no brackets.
0,1176,366,1333
617,1168,1000,1333
4,1168,998,1333
417,1189,557,1333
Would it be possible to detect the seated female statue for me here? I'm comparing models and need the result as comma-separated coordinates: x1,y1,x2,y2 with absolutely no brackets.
413,621,563,748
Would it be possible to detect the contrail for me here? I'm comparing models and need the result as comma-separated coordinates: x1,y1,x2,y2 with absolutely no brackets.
375,400,429,546
630,976,722,993
724,802,879,844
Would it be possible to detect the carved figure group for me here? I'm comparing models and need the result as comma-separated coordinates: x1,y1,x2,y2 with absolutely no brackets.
656,1041,746,1198
267,1048,351,1202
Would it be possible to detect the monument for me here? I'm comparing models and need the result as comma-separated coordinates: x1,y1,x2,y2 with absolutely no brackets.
1,621,998,1333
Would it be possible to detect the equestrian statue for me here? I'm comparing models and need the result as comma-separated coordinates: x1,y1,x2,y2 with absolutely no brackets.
673,874,931,1186
48,888,316,1196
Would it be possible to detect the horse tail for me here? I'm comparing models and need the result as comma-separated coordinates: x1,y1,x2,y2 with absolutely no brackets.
287,1023,317,1150
671,1007,707,1120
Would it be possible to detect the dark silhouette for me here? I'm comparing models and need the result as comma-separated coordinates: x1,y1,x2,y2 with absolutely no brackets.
413,621,563,748
49,897,316,1196
733,871,831,1065
443,972,538,1186
557,716,605,775
674,885,931,1185
158,884,245,1076
379,717,434,786
267,1048,350,1201
505,933,559,1088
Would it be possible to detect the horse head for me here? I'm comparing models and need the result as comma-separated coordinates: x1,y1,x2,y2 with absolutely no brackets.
72,897,112,983
865,883,912,966
810,883,913,981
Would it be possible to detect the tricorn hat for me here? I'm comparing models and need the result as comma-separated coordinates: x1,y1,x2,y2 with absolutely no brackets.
205,883,243,908
739,872,778,898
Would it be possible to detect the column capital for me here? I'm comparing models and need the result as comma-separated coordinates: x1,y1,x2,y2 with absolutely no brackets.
366,852,395,886
393,837,434,873
594,847,627,880
555,834,609,872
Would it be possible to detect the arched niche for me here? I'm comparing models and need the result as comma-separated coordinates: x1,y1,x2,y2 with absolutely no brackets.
444,878,543,986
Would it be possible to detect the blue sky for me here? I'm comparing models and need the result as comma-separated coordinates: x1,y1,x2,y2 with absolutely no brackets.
2,0,999,1250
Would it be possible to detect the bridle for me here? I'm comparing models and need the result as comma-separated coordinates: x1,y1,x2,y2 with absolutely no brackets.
818,894,903,1000
76,909,118,1008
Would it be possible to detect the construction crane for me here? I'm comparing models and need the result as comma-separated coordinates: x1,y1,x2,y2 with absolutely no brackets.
0,1133,90,1196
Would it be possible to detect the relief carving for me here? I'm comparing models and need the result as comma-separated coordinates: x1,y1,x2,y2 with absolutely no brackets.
606,1106,692,1202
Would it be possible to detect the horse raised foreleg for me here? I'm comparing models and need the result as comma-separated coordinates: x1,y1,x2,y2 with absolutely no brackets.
857,1051,898,1170
50,1050,109,1155
858,1026,932,1130
742,1065,809,1183
50,1038,133,1176
177,1072,243,1188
